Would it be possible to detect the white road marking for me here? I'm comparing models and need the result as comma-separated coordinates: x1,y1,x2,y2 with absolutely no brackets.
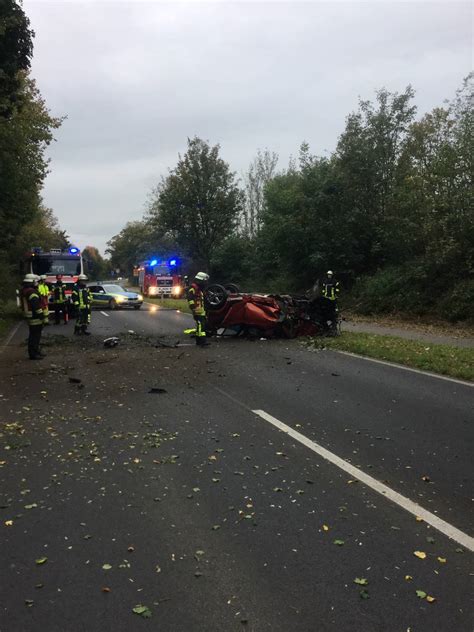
0,321,22,354
334,350,473,387
100,311,109,317
253,408,474,551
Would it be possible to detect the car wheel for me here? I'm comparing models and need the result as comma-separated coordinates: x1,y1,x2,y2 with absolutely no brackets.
205,284,227,310
224,283,240,294
134,305,141,310
108,299,117,310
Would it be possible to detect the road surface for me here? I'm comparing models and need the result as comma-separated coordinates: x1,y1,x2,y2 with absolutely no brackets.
0,304,472,631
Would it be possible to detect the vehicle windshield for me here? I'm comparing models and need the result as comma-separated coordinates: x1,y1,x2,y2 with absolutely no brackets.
32,257,81,276
103,285,128,294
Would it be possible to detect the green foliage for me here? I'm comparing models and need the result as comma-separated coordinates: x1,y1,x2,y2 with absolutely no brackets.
82,246,109,281
149,137,243,269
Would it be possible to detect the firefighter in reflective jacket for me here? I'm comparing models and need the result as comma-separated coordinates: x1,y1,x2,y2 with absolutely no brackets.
38,275,50,324
53,274,69,325
72,275,92,335
186,272,210,346
21,274,47,360
321,270,340,322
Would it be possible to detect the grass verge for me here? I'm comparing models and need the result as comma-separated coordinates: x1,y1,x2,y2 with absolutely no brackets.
305,331,474,382
144,297,192,314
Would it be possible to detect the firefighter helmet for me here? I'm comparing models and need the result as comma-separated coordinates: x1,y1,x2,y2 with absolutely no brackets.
23,273,38,284
195,272,209,281
78,274,88,281
327,270,333,276
40,275,47,281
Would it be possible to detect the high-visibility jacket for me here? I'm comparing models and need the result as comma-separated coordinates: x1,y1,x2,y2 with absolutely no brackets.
321,278,340,301
22,287,45,326
38,282,49,299
53,282,67,303
187,283,206,316
72,285,91,309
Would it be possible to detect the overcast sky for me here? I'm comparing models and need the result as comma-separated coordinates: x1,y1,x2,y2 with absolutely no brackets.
24,0,472,255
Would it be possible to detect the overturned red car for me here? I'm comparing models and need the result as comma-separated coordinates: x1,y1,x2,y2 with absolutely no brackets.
204,284,340,339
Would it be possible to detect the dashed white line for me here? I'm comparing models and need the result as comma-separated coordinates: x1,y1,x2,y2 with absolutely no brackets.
100,311,109,317
253,408,474,551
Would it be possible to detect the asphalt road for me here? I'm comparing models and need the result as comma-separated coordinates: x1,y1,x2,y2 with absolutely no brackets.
1,304,473,632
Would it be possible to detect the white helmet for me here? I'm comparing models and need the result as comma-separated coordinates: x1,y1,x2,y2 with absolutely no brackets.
195,272,209,281
78,274,88,281
40,274,47,281
23,273,38,283
327,270,333,276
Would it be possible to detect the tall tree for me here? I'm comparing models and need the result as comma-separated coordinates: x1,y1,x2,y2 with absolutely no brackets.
149,137,243,270
82,246,108,280
241,148,278,237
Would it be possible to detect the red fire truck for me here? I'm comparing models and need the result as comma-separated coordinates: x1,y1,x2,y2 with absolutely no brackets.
138,258,184,298
23,246,84,305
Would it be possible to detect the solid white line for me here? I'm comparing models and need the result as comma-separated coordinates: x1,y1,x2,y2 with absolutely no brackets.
334,350,473,388
100,311,109,317
253,408,474,551
0,321,22,354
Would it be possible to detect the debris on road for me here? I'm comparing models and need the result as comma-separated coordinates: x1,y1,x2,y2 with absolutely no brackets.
103,337,120,348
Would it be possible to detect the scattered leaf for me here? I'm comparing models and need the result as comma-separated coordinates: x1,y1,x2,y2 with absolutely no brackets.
413,551,426,560
421,476,431,482
24,503,38,510
416,590,427,599
426,595,436,603
101,587,111,593
333,539,345,546
437,557,446,564
24,600,34,607
415,516,423,522
354,577,368,585
405,575,412,581
359,589,369,599
4,520,13,526
133,605,152,618
35,557,47,565
102,563,112,570
211,525,220,531
322,524,329,532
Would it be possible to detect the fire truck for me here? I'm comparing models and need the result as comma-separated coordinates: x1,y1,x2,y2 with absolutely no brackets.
138,258,184,298
23,246,84,305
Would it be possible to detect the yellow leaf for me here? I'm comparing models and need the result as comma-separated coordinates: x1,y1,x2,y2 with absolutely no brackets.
415,516,423,522
322,524,329,531
405,575,412,581
414,551,426,559
437,557,446,563
347,479,358,484
426,595,436,603
4,520,13,526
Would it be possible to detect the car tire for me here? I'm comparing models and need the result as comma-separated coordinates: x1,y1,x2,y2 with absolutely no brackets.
205,284,227,310
224,283,240,294
134,305,141,310
108,299,117,310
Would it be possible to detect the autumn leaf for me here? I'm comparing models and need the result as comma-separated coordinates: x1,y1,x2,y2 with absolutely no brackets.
416,590,427,599
102,563,112,570
405,575,413,581
437,557,446,564
35,557,47,565
426,595,436,603
413,551,426,560
333,539,345,546
133,605,152,618
354,577,368,585
322,525,329,532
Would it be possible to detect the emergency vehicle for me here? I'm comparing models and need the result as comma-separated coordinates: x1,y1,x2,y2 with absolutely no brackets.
23,247,84,302
138,258,184,298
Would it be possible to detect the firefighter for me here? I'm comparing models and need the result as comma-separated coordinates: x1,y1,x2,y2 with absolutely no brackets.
72,274,92,335
186,272,210,346
320,270,340,325
38,275,50,325
21,274,47,360
53,274,69,325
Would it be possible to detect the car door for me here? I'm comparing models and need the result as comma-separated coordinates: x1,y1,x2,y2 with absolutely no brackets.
89,285,109,307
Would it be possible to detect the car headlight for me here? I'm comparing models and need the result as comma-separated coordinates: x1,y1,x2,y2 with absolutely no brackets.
172,286,181,295
115,295,125,302
137,295,143,300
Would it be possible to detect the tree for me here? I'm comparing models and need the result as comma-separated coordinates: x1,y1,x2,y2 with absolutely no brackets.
0,0,34,116
82,246,108,281
241,148,278,237
150,137,243,270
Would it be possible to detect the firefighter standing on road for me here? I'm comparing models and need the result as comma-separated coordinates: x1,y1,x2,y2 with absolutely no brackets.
38,275,50,325
53,274,69,325
21,274,47,360
72,275,92,335
186,272,210,346
321,270,340,324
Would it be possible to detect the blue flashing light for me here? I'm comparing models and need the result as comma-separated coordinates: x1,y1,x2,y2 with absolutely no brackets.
169,259,177,267
149,259,158,266
69,247,79,254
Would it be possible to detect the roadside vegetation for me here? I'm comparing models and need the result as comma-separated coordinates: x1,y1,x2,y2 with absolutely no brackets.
306,332,474,382
144,297,191,314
